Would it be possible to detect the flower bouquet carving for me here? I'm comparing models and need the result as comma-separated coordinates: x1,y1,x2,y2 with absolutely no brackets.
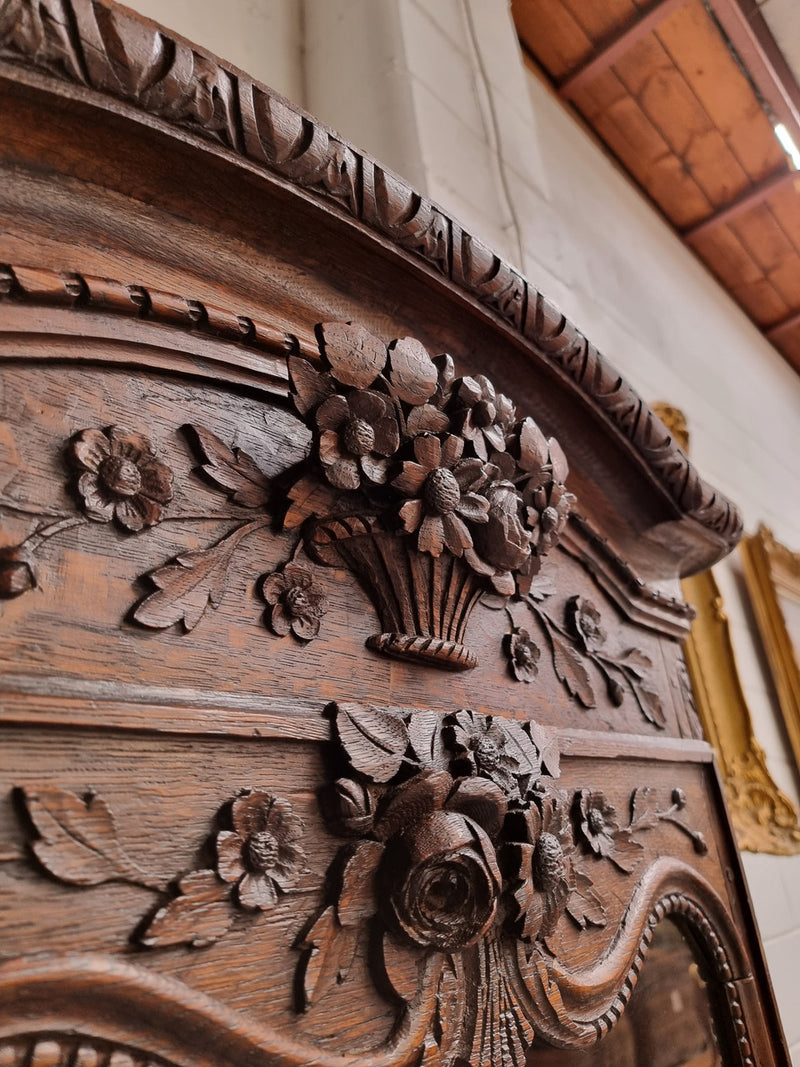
279,323,574,669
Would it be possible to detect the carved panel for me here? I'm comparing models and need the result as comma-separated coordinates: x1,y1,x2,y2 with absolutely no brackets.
6,704,743,1067
0,8,786,1062
0,314,577,673
0,0,744,556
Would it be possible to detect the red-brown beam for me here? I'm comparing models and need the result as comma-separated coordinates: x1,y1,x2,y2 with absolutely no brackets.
766,308,800,341
683,166,800,242
558,0,690,100
707,0,800,142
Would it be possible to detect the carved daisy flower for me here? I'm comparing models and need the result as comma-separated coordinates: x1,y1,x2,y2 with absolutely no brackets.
315,389,400,490
566,596,606,653
69,426,173,531
574,789,643,872
392,434,489,557
445,710,522,796
261,562,328,641
575,790,619,858
216,790,305,910
511,787,605,946
505,627,540,683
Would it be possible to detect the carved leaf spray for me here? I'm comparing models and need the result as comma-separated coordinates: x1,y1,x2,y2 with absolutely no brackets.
1,321,573,673
14,703,708,1067
0,318,674,734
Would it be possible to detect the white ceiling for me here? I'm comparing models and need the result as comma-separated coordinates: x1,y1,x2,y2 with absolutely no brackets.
759,0,800,90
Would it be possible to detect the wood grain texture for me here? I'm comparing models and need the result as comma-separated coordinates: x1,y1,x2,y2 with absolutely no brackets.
0,2,790,1064
0,2,744,560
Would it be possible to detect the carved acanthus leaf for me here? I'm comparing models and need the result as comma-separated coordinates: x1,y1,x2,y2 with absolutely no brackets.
134,519,268,630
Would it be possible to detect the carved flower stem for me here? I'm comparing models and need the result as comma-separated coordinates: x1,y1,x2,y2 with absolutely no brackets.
0,495,72,520
156,510,262,523
116,868,173,893
23,515,88,552
656,813,708,854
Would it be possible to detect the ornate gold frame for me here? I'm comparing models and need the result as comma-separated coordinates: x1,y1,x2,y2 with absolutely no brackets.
682,567,800,854
651,405,800,855
741,525,800,780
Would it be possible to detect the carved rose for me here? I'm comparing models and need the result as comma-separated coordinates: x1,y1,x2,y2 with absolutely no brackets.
69,426,173,531
382,809,501,952
0,544,36,598
316,389,400,489
566,596,606,653
261,562,328,640
392,434,489,557
505,627,540,683
216,790,305,910
326,777,374,836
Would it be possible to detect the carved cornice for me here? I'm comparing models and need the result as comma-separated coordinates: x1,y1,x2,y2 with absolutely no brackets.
0,0,742,554
563,511,694,637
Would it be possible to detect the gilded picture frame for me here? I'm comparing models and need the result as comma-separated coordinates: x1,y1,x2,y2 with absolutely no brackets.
651,405,800,854
741,525,800,781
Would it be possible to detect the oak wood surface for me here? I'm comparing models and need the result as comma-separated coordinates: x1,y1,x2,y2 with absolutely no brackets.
0,3,790,1065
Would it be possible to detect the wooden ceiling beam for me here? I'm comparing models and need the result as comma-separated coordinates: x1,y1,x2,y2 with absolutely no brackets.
706,0,800,140
766,308,800,341
683,166,799,241
557,0,690,100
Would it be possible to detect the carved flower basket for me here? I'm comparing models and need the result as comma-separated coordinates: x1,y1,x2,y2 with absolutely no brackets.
308,515,482,670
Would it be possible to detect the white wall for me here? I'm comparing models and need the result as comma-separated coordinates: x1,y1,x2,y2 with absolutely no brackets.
126,0,304,103
122,0,800,1058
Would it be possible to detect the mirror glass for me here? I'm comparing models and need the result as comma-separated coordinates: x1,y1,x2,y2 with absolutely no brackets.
530,920,723,1066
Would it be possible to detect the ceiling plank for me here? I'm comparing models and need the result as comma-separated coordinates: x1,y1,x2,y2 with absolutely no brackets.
767,308,800,340
558,0,690,99
706,0,800,140
683,166,798,241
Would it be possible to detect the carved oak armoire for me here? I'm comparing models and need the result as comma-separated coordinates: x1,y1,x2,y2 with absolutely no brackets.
0,3,791,1066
